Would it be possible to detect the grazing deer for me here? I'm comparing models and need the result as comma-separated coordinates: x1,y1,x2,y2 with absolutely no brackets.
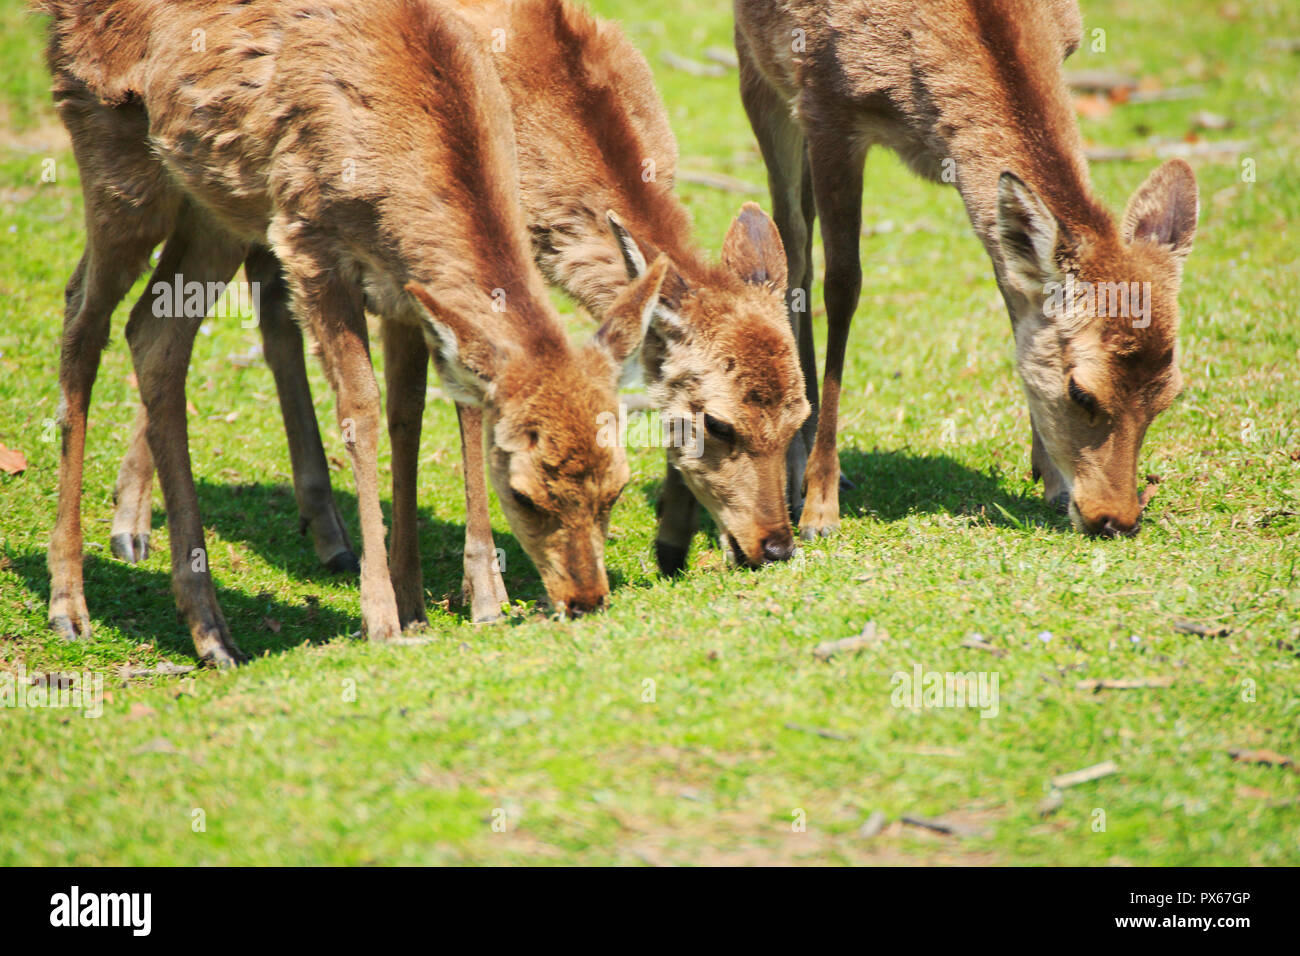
42,0,660,662
735,0,1198,538
108,0,811,590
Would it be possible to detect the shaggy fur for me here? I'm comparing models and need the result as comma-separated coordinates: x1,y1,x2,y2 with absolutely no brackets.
735,0,1198,537
40,0,659,661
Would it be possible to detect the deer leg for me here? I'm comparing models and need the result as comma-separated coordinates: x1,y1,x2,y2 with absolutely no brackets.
110,401,155,564
123,211,248,665
381,319,429,629
800,131,867,539
48,241,156,640
654,462,699,576
739,43,819,520
246,246,358,573
1032,417,1070,512
456,403,509,623
279,246,401,641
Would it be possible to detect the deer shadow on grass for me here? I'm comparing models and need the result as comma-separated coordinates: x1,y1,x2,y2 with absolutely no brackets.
8,548,355,660
635,444,1068,537
11,475,591,659
837,446,1067,529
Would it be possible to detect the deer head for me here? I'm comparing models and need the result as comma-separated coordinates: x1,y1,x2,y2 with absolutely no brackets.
407,258,668,614
608,203,810,566
994,159,1198,537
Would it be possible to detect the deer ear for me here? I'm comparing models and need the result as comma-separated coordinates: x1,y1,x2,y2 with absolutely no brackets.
594,254,672,384
606,210,648,279
1121,158,1198,265
995,171,1061,299
406,283,500,405
722,202,788,289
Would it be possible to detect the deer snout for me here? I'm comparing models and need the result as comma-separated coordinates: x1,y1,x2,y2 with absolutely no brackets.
562,592,607,618
760,531,796,563
1077,503,1142,539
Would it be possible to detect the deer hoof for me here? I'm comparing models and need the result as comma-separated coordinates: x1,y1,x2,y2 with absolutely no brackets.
324,549,360,574
110,532,138,563
655,541,689,577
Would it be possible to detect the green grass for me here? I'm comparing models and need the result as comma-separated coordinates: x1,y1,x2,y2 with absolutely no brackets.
1,0,1297,865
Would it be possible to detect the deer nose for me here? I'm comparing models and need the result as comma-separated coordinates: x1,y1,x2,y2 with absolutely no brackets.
564,593,606,618
761,533,796,563
1096,514,1141,539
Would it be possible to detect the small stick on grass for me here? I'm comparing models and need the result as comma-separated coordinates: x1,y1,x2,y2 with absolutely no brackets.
1076,676,1175,691
1050,760,1118,790
784,722,851,741
813,621,886,661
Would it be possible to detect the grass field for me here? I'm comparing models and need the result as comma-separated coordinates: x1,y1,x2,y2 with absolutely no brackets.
1,0,1297,865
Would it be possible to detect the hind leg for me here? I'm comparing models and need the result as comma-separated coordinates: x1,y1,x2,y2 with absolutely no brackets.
49,82,179,635
124,207,249,665
738,34,819,520
48,242,158,639
248,246,358,571
110,406,154,563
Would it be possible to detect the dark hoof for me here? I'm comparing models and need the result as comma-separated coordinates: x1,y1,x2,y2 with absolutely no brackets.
48,615,85,642
655,540,689,577
110,532,138,563
201,644,248,668
1051,492,1070,515
133,533,150,561
838,472,855,491
325,549,361,574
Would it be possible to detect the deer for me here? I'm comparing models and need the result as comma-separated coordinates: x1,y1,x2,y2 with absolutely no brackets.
105,0,812,612
41,0,665,664
734,0,1198,539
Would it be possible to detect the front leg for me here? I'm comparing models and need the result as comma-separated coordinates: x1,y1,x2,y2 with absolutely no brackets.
1031,417,1070,512
800,130,867,539
382,319,429,629
456,403,509,622
282,249,401,642
654,458,699,576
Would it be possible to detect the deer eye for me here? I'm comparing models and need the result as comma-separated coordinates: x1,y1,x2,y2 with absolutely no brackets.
1068,378,1097,415
511,489,539,513
704,414,735,442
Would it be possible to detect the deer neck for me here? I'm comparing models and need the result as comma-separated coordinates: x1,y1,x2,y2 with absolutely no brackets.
920,2,1118,268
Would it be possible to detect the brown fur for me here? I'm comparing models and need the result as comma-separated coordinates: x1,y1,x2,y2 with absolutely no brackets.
735,0,1197,537
40,0,655,661
105,0,811,576
448,0,810,568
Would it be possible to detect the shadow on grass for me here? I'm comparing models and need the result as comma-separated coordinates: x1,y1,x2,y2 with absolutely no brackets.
8,548,355,660
8,474,585,660
635,444,1067,532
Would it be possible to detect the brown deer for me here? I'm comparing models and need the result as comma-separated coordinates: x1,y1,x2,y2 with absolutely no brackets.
108,0,812,600
41,0,662,663
735,0,1198,538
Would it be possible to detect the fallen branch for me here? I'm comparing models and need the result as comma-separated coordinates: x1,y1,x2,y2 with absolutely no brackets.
677,169,763,194
1087,139,1251,163
1173,619,1232,638
660,51,726,78
783,722,851,741
901,814,988,839
1076,676,1174,692
1050,760,1118,790
813,621,886,661
119,663,197,679
1229,748,1299,773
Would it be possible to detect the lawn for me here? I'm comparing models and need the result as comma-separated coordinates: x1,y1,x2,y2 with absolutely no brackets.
0,0,1296,865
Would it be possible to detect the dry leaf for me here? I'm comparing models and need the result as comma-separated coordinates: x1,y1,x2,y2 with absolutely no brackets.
0,445,27,475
